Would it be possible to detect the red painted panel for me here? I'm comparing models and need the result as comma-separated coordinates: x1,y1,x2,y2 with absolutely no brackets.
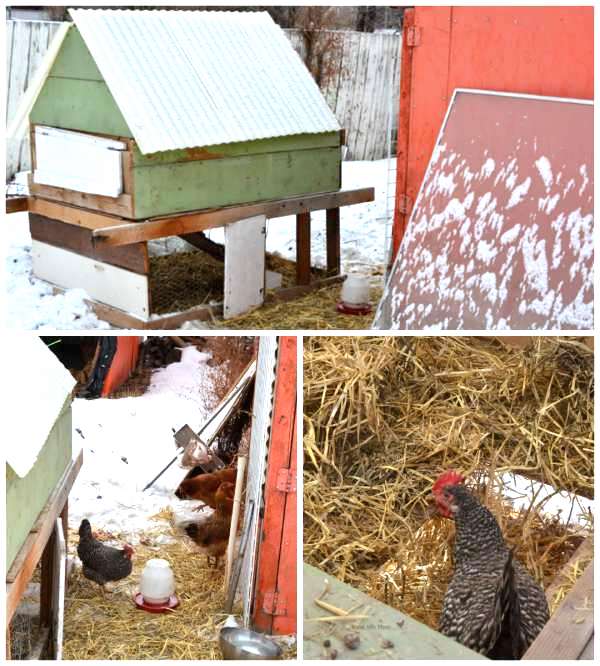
252,336,297,635
394,6,594,255
100,336,141,397
379,91,593,330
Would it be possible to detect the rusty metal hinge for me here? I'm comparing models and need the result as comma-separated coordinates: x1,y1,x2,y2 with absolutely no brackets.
263,591,287,616
406,26,421,47
397,194,412,215
276,468,297,493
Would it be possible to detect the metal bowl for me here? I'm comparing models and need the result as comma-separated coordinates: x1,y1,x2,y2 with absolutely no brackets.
219,627,282,660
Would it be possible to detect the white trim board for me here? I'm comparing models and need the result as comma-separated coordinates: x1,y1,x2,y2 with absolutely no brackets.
33,125,125,197
31,241,149,318
223,215,266,319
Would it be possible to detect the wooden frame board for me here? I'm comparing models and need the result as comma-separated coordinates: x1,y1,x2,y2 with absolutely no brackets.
91,188,375,246
6,451,83,625
29,213,148,274
31,240,150,318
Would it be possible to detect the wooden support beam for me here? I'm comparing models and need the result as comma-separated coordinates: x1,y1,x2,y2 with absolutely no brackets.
6,196,29,214
523,562,593,660
178,232,225,261
326,207,341,276
6,451,83,624
92,188,375,247
39,528,56,629
296,211,311,286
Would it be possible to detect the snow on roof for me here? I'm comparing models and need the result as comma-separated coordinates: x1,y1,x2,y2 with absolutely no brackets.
5,336,76,478
69,9,340,154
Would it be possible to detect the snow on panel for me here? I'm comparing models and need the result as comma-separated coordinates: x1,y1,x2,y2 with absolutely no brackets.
375,91,593,330
5,335,76,478
69,9,340,155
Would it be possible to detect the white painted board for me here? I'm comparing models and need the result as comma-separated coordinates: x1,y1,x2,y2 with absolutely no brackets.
223,215,266,319
33,125,125,197
31,240,150,319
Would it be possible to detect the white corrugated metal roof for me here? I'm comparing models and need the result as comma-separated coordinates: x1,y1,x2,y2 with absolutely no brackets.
69,9,340,154
5,336,75,478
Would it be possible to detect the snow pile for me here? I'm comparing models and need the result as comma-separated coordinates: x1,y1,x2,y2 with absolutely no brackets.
5,212,109,330
69,346,217,543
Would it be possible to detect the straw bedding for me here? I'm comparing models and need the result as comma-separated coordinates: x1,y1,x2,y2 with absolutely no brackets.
304,336,593,630
63,522,229,660
213,284,382,330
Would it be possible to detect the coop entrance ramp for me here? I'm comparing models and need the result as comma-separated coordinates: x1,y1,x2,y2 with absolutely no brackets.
375,89,593,330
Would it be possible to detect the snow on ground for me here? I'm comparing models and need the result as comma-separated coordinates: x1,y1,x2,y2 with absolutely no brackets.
500,472,593,531
6,159,391,329
69,346,218,544
5,212,110,330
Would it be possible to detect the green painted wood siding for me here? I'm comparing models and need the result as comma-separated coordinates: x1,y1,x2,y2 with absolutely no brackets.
133,146,341,218
6,397,72,571
29,26,342,218
304,563,486,659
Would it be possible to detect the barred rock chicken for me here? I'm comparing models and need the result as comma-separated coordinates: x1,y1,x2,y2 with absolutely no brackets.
77,519,134,592
433,471,549,659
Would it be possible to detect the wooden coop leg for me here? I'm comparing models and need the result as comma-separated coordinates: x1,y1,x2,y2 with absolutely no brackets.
326,207,341,276
223,215,266,319
296,211,311,285
39,525,57,655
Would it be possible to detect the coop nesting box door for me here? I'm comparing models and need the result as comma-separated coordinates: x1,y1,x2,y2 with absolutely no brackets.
33,126,125,197
224,215,266,319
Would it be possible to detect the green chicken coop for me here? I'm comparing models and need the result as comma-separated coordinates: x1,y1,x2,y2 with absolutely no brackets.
28,9,343,219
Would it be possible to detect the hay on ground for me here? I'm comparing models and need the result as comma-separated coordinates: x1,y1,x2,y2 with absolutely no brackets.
212,284,382,330
63,523,229,660
303,336,593,632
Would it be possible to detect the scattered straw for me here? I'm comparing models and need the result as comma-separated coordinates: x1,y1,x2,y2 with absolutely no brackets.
212,284,383,330
304,336,593,631
64,527,229,660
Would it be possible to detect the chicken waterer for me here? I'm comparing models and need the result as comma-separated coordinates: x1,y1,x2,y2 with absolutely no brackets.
134,558,180,613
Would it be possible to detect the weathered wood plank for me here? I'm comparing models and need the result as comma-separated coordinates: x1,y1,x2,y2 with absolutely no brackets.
31,240,150,319
523,562,593,660
29,196,127,231
6,196,29,213
296,211,311,285
326,207,341,276
545,535,593,605
29,213,149,274
29,175,134,218
93,188,375,246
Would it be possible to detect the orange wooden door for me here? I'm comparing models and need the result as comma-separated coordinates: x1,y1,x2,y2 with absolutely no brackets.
393,6,594,255
252,336,297,635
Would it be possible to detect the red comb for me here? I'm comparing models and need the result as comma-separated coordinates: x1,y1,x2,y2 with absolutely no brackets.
432,470,465,494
